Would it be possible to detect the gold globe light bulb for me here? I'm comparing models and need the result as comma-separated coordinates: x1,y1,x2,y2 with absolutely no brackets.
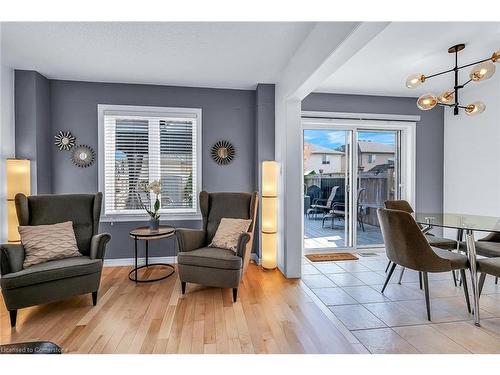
437,91,454,104
492,50,500,63
417,93,438,111
406,74,426,89
465,101,486,116
469,61,496,81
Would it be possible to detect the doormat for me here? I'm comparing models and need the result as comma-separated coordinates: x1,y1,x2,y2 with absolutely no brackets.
305,253,358,262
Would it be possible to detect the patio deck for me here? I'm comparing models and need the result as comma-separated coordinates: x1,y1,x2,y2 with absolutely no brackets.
304,215,384,251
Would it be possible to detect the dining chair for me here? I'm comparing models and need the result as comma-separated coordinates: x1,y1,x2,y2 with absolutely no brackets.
478,257,500,296
377,208,471,321
466,232,500,285
383,200,459,286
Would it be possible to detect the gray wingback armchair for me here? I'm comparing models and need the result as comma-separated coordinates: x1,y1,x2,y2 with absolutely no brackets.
0,193,111,327
175,191,258,302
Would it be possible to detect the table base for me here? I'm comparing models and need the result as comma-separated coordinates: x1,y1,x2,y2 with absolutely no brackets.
128,263,175,283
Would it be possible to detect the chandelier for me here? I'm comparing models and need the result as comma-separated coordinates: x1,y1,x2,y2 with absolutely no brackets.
406,44,499,116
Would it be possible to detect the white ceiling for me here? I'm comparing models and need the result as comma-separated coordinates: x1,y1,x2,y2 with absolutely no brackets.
317,22,500,97
1,22,314,89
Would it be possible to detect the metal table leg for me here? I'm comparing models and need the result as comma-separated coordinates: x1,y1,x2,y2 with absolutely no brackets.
465,229,480,326
134,237,138,284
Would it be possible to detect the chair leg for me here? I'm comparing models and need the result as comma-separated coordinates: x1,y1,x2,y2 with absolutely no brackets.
232,288,238,302
495,276,498,285
419,271,423,290
452,270,457,287
478,273,487,297
9,310,17,328
358,215,365,232
422,271,431,321
181,282,186,295
92,291,98,306
398,267,406,284
460,269,471,313
385,261,392,273
381,262,397,293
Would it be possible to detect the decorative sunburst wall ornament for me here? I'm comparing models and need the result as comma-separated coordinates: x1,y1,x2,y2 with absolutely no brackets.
71,145,95,168
54,131,76,150
211,140,235,165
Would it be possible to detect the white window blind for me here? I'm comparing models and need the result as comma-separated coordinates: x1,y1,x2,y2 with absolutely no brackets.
99,105,201,220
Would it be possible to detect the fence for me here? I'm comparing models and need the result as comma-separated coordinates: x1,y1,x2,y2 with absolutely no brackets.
304,169,396,226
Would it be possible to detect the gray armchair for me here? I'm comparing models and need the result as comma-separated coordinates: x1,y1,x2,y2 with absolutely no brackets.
175,191,258,302
0,193,111,327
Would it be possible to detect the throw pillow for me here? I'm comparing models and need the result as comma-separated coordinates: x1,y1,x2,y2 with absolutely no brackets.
208,218,252,252
19,221,82,268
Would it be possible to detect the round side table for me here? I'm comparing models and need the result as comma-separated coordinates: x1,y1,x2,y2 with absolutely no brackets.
129,225,176,283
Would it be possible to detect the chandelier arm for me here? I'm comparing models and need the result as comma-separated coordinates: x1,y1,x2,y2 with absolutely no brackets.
421,55,493,81
425,67,455,80
460,78,473,88
457,56,494,71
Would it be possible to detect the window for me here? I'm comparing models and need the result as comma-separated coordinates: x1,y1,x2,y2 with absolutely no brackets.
321,154,330,164
98,105,202,221
368,154,376,163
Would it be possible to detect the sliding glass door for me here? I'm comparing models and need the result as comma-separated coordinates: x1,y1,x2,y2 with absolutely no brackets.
303,119,411,253
303,129,352,250
355,130,401,247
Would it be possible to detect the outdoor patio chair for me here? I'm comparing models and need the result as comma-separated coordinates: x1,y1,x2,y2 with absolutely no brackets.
323,188,365,231
304,184,321,216
307,186,339,219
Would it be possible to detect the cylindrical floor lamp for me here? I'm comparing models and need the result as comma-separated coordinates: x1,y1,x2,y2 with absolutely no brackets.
261,161,279,270
6,159,30,242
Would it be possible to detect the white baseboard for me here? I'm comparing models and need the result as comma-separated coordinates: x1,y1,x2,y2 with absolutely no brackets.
103,256,177,267
104,254,261,267
251,253,260,265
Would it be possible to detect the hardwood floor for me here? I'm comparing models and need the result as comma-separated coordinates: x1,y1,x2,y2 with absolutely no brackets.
0,263,360,354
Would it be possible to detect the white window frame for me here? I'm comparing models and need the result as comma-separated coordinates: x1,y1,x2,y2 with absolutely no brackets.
98,104,202,222
302,112,417,251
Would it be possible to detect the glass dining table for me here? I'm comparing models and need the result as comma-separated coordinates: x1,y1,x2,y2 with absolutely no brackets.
414,212,500,326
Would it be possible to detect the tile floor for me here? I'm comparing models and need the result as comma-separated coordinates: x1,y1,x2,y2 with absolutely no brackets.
301,251,500,353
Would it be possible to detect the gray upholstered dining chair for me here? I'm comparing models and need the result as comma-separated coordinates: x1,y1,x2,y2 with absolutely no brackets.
0,193,111,327
464,232,500,285
175,191,258,302
383,200,459,285
478,257,500,295
377,208,471,321
384,200,457,249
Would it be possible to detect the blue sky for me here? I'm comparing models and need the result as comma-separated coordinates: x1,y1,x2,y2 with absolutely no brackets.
304,130,396,150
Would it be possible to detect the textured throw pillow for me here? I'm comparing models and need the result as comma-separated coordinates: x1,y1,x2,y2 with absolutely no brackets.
208,218,252,252
19,221,82,268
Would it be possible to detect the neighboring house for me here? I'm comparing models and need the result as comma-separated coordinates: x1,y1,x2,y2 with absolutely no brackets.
357,140,394,171
304,144,344,174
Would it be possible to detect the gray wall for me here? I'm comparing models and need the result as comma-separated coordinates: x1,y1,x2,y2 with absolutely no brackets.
302,93,444,214
14,70,52,194
255,84,275,257
15,74,269,259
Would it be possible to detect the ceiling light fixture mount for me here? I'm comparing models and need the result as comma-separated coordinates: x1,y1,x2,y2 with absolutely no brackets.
406,43,499,116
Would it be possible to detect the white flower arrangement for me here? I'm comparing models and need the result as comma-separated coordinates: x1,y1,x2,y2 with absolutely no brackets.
139,180,162,220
